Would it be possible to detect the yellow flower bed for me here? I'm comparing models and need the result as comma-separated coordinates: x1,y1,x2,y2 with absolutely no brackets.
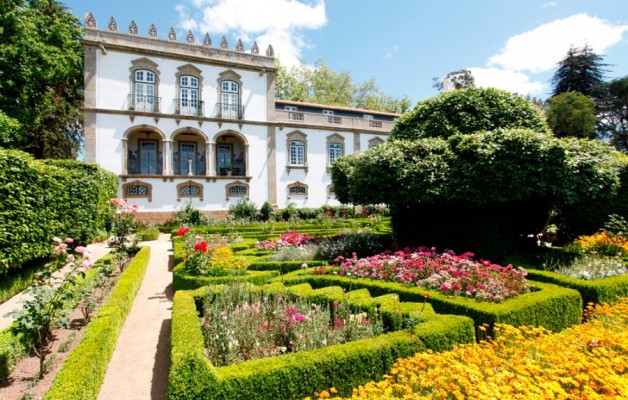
210,247,249,270
312,298,628,400
576,231,628,255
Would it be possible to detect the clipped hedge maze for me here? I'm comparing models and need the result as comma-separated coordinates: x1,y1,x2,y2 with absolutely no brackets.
168,283,475,400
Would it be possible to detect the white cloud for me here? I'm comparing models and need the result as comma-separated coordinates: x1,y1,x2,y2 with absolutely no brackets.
470,67,545,95
489,13,628,73
176,0,327,66
542,1,557,8
384,44,399,60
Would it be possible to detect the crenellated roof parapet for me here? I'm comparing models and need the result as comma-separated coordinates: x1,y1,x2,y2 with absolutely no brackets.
83,12,273,60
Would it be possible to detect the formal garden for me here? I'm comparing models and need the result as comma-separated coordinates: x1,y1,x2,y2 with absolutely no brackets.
1,87,627,399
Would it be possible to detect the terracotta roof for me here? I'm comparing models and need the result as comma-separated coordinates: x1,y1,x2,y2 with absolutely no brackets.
275,99,401,117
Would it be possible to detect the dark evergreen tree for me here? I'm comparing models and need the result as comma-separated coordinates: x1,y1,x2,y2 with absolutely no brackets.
0,0,84,158
550,45,607,97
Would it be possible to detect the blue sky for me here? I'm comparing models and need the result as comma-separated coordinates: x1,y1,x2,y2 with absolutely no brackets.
63,0,628,105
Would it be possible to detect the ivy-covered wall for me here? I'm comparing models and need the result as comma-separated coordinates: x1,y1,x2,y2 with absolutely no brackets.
0,148,117,274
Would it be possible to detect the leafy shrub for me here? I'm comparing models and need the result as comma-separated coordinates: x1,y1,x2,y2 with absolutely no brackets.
228,199,259,221
280,202,299,221
259,201,275,222
167,201,209,226
316,232,393,260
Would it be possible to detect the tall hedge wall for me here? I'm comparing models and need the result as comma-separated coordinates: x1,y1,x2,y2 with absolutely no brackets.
0,148,117,274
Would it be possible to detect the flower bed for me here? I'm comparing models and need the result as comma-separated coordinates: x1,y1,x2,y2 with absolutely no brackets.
331,248,530,302
312,297,628,400
255,231,317,250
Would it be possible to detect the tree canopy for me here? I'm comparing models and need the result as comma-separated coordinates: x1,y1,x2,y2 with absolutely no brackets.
432,69,475,92
275,59,411,113
550,45,607,97
0,0,84,158
390,87,549,140
546,91,597,139
593,76,628,152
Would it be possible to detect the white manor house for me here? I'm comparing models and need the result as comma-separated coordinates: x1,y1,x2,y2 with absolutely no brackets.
82,14,398,222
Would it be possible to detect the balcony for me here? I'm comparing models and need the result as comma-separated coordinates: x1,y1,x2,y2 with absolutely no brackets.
276,109,395,132
127,94,161,113
213,103,245,120
172,99,204,117
127,158,163,175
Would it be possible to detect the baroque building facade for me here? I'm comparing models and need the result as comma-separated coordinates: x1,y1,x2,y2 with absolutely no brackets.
82,14,398,222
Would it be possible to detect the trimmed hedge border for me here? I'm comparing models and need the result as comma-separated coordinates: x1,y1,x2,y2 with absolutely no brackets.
44,247,150,400
279,270,583,337
525,268,628,306
168,283,474,400
172,263,279,291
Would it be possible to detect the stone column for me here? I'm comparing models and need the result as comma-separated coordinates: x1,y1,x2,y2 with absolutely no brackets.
121,138,128,174
267,126,277,206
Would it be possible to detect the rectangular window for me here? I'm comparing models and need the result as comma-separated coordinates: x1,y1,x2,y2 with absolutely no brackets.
322,110,334,115
363,114,374,120
180,143,196,175
284,106,297,111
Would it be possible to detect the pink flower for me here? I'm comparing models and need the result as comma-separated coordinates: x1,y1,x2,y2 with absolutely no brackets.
52,237,63,244
74,246,86,254
81,259,93,270
65,238,74,244
333,318,344,327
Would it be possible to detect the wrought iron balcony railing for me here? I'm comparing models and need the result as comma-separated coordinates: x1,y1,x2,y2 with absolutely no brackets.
213,103,245,120
172,99,204,117
127,94,161,113
127,158,163,175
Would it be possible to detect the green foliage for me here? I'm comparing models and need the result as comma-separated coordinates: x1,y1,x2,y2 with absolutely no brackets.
526,268,628,306
0,258,46,304
167,202,210,226
173,262,279,291
391,87,550,140
228,199,259,221
0,148,117,275
0,111,22,147
259,201,275,222
0,0,84,158
551,45,607,97
546,91,597,138
594,75,628,152
275,58,411,113
44,247,150,400
432,69,475,91
138,227,160,241
0,328,28,382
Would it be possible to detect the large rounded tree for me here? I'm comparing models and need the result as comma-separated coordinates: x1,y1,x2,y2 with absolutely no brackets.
332,88,627,259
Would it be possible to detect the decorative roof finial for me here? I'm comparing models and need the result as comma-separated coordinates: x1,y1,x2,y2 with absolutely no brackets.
107,16,118,32
251,42,259,55
85,12,96,29
185,31,194,44
128,20,138,35
219,36,228,49
235,39,244,52
203,33,212,47
266,44,274,57
167,27,177,41
148,23,158,38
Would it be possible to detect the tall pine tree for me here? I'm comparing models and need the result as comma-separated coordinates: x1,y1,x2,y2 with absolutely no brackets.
550,45,607,97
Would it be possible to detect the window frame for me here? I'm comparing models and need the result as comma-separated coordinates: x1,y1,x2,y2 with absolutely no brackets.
285,130,308,173
176,180,204,201
122,180,153,202
287,181,308,199
129,58,160,112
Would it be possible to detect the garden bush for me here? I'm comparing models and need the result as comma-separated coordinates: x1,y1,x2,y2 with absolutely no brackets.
0,149,116,275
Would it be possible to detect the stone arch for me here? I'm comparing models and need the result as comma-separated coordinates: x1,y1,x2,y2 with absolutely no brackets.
171,126,209,143
212,129,248,145
123,125,166,141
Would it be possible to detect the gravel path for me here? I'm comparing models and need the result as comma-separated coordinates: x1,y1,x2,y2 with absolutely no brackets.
98,234,173,400
0,240,112,331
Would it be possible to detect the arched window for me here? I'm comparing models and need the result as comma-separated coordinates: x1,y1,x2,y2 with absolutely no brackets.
287,181,308,198
122,180,152,202
176,180,203,201
328,142,343,164
289,140,305,166
221,80,239,118
179,75,199,115
133,70,156,112
225,181,249,200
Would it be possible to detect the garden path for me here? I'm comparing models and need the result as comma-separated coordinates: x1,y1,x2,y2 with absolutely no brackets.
98,233,173,400
0,240,112,331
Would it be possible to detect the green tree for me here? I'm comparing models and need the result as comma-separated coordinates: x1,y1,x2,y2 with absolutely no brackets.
546,91,597,139
275,59,410,113
432,69,475,92
0,0,84,159
391,87,549,140
0,111,22,147
593,76,628,152
551,45,607,97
